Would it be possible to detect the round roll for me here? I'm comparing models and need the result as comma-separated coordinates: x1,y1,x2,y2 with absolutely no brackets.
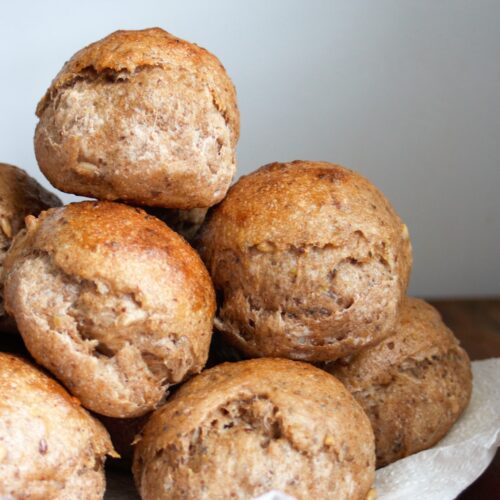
0,353,113,499
133,358,375,500
326,297,472,467
3,201,215,418
199,161,412,362
35,27,240,209
0,163,61,331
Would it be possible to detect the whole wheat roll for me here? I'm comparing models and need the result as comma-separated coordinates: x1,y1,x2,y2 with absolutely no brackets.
198,160,412,362
34,27,240,209
0,163,61,332
133,358,375,500
0,353,114,499
325,297,472,467
3,201,215,418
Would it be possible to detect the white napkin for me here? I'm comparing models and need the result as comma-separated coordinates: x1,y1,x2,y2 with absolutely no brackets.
257,358,500,500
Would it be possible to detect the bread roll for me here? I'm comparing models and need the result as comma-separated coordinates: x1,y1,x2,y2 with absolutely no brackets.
325,297,472,467
133,358,375,500
3,201,215,417
199,161,412,362
0,353,113,499
0,163,61,331
35,28,239,209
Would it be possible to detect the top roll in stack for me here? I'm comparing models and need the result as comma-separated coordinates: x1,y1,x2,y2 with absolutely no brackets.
35,27,240,209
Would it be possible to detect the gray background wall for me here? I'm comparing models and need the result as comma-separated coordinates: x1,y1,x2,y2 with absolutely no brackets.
0,0,498,297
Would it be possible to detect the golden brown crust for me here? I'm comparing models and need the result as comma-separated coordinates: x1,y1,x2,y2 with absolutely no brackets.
326,297,472,467
35,28,239,209
36,28,239,135
0,163,61,323
198,161,412,362
133,358,375,500
0,353,113,499
3,201,216,417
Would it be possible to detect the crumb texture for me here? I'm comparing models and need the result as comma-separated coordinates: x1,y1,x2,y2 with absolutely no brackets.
133,358,375,500
0,353,113,499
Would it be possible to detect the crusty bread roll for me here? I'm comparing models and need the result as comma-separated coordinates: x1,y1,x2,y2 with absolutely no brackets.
0,163,61,332
35,27,240,209
325,297,472,467
199,161,412,362
133,358,375,500
0,353,114,499
3,201,215,418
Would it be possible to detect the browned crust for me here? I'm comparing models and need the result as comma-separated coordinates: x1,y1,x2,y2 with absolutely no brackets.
199,161,411,255
36,28,239,143
5,201,214,312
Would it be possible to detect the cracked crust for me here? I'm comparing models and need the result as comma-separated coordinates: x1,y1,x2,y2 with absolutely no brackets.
0,163,61,329
198,161,412,362
133,358,375,500
35,27,240,209
0,353,114,499
325,297,472,467
3,201,215,417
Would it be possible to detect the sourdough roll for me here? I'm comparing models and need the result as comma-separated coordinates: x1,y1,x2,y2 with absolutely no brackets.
3,201,215,418
0,353,113,499
199,161,412,362
326,297,472,467
35,27,240,209
133,358,375,500
0,163,61,331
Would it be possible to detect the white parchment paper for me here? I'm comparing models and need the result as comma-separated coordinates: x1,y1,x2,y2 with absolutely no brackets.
257,358,500,500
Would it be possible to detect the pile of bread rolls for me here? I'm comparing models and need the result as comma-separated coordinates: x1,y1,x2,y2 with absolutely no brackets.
0,28,472,500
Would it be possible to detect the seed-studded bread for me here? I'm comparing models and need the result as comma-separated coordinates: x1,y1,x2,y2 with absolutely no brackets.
35,28,240,209
0,353,114,499
0,163,61,331
325,297,472,467
198,161,412,362
3,201,215,418
133,358,375,500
